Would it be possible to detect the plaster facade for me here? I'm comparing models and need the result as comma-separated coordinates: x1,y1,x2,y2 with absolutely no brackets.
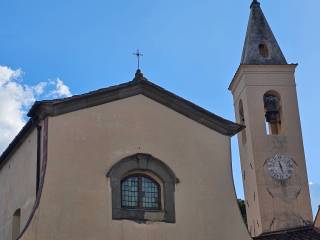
0,128,38,240
230,65,313,236
17,94,250,240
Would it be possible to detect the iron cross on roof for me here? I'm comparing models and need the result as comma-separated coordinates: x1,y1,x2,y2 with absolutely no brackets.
133,49,143,70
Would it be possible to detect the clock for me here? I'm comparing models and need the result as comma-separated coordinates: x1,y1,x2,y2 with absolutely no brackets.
267,154,294,180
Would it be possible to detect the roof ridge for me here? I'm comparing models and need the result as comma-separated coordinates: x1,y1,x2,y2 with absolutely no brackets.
28,77,243,136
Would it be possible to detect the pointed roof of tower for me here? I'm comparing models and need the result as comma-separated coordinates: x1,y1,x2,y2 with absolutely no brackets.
241,0,287,65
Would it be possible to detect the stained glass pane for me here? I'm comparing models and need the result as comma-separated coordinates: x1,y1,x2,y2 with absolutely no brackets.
121,176,138,208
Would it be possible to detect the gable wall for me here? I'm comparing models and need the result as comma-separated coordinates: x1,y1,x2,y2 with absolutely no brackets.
26,94,250,240
0,128,38,240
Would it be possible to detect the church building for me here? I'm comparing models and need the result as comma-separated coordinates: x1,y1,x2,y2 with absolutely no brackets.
0,1,319,240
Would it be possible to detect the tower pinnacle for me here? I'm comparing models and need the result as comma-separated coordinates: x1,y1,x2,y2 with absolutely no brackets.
250,0,260,8
241,1,287,64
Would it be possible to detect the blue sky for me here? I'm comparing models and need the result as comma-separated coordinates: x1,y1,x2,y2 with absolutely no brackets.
0,0,319,216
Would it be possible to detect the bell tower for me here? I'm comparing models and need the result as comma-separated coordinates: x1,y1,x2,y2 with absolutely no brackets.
229,0,313,237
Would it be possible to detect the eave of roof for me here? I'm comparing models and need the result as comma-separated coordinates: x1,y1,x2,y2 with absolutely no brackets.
0,119,34,169
0,71,244,169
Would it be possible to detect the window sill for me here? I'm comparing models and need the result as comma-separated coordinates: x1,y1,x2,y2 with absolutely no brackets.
113,208,167,223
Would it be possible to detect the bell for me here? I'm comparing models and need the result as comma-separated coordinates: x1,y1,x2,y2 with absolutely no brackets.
265,111,278,123
264,95,280,123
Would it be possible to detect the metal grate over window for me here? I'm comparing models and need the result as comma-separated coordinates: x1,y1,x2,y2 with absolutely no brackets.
121,174,161,210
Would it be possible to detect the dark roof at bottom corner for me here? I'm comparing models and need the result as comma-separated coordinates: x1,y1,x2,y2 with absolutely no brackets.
253,226,320,240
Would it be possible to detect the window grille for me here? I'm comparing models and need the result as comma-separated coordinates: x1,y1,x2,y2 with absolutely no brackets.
121,174,160,210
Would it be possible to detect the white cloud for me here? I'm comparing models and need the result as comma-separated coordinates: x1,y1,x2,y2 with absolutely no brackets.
0,67,31,154
47,78,72,98
0,65,72,154
0,66,23,85
33,82,48,95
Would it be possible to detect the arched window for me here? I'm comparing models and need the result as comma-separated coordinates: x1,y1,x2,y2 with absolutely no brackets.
107,153,177,223
263,91,281,135
121,174,161,210
239,100,246,144
12,209,21,240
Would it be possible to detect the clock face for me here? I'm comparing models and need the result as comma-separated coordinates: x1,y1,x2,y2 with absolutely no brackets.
267,154,294,180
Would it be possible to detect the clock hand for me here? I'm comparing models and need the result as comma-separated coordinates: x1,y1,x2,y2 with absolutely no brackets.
279,162,284,173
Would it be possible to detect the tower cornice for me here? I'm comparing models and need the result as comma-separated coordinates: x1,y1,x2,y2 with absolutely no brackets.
229,64,298,93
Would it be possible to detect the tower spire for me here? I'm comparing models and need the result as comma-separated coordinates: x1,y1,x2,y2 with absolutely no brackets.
250,0,260,8
241,0,287,64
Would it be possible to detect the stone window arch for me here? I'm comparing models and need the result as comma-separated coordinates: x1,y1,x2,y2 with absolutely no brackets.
263,91,282,135
107,153,177,223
